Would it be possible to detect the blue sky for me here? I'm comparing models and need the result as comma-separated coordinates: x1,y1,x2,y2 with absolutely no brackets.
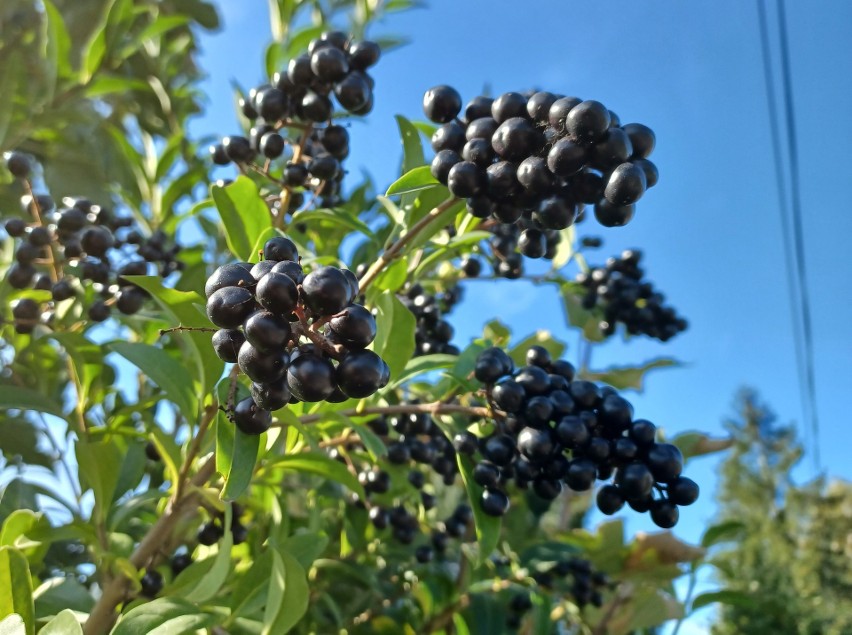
191,1,852,631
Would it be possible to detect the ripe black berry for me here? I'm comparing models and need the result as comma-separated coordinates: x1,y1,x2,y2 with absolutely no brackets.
423,85,462,123
617,462,654,500
233,396,272,435
212,329,246,363
646,443,684,482
251,377,291,411
222,136,254,163
237,341,288,383
348,40,380,70
244,310,292,351
301,266,350,316
480,488,510,516
287,353,336,402
491,92,528,123
335,350,389,398
206,286,255,328
565,100,611,144
623,123,656,159
604,163,647,205
596,484,625,515
310,46,349,82
140,570,163,597
650,499,679,528
328,303,376,348
5,152,31,178
594,198,635,227
447,161,484,198
334,73,372,112
256,271,299,316
474,347,514,384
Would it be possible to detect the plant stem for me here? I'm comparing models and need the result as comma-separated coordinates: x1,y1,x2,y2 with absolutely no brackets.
285,401,494,427
158,325,218,337
358,196,459,294
174,404,217,500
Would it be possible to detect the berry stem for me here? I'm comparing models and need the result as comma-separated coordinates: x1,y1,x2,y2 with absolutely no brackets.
158,325,218,337
358,196,459,294
290,401,494,426
275,126,313,229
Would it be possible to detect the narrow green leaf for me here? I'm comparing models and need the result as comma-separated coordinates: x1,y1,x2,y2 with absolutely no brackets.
217,413,261,501
184,507,232,602
0,547,34,635
0,53,20,150
389,354,457,389
148,428,182,487
550,224,575,270
370,291,416,382
0,511,41,548
268,453,365,499
456,455,500,565
262,550,309,635
110,598,214,635
110,342,198,423
80,0,118,83
228,555,272,619
701,521,746,548
39,610,82,635
394,115,426,174
211,176,273,262
560,281,605,342
691,589,753,611
281,532,329,569
385,165,439,197
0,386,65,420
75,438,122,524
373,258,408,292
586,358,680,391
290,208,375,239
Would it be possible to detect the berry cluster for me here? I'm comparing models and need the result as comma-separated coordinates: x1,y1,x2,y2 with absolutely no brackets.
423,86,659,266
3,152,182,333
398,283,462,356
209,32,381,215
576,249,687,341
460,345,697,527
504,558,612,629
205,235,389,432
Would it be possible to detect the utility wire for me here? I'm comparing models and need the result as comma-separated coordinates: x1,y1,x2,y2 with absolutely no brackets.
755,0,820,463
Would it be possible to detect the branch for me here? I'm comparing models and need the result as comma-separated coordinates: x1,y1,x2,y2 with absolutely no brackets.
83,454,218,634
592,582,632,635
283,401,494,427
358,196,459,294
158,325,217,337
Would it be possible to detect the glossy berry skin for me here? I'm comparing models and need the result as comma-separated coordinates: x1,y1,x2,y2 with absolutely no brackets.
533,478,562,500
480,488,510,517
310,46,349,81
589,128,633,170
260,132,285,159
566,458,597,491
335,350,389,398
633,158,659,188
205,263,255,297
629,419,657,446
453,431,479,455
198,521,223,546
618,462,654,500
88,301,111,322
465,116,499,141
170,554,193,576
486,161,521,200
329,303,376,348
492,117,541,161
432,121,466,152
348,40,380,70
668,476,700,506
604,162,647,205
650,499,679,528
517,156,554,195
474,347,514,384
447,161,485,198
140,570,163,597
256,272,299,316
489,380,523,414
515,365,551,396
5,152,31,178
116,287,146,315
491,92,529,123
460,256,482,278
646,443,684,482
206,286,255,328
462,138,495,168
264,236,299,262
222,135,254,163
244,310,292,351
422,85,462,123
415,545,434,563
548,96,582,129
473,461,501,488
300,91,333,122
251,378,291,411
594,198,635,228
430,149,461,184
287,353,336,402
623,123,656,159
464,96,494,121
4,218,26,237
481,434,515,466
565,100,611,145
302,266,350,316
211,329,246,364
518,228,546,258
233,397,272,435
517,427,555,463
527,91,558,123
238,341,288,383
334,72,372,112
596,484,625,515
535,195,576,230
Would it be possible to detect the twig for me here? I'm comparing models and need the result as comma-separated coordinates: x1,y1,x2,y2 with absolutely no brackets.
592,583,632,635
276,126,313,229
283,401,495,427
174,404,217,500
358,196,459,294
158,325,217,337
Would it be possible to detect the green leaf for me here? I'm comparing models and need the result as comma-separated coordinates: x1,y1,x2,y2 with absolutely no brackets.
394,115,426,174
389,354,458,389
148,427,182,488
701,521,746,548
370,291,416,382
508,331,565,367
217,413,260,501
211,176,274,262
41,1,72,92
0,547,34,635
350,421,387,460
550,224,575,270
691,589,752,611
0,614,25,635
32,577,94,619
0,511,41,548
183,506,233,602
80,0,118,83
110,342,199,424
670,432,733,461
373,258,408,292
262,549,309,635
75,438,122,524
385,165,439,197
290,208,375,240
560,281,605,342
586,358,680,391
281,532,329,569
456,455,500,565
0,386,65,420
269,453,365,499
39,610,82,635
110,598,214,635
124,275,221,398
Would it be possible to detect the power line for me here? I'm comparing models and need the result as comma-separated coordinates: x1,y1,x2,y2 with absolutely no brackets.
755,0,820,462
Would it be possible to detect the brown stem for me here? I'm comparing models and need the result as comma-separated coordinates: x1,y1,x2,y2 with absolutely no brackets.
591,583,632,635
158,325,218,337
174,404,217,500
286,402,495,427
23,179,62,283
292,306,347,360
358,196,459,294
275,126,312,230
83,456,217,635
